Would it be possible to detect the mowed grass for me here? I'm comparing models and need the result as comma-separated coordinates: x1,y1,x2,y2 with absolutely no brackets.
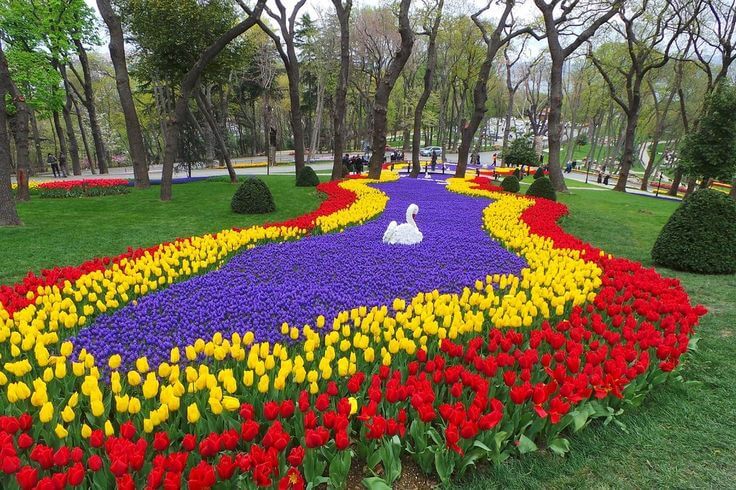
0,176,323,284
454,188,736,488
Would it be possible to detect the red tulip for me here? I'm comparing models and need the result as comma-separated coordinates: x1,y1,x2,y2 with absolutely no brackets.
15,465,38,490
287,446,305,466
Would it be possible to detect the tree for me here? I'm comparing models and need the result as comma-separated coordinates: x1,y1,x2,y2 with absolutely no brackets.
330,0,352,181
410,0,444,178
367,0,414,180
589,0,691,192
255,0,308,180
96,0,150,188
679,81,736,184
454,0,533,178
501,43,532,156
504,135,537,167
158,0,266,201
0,40,22,225
532,0,622,192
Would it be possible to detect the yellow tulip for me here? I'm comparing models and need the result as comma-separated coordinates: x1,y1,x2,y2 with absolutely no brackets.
39,402,54,423
187,402,201,423
81,424,92,438
104,420,114,436
55,424,68,439
61,405,75,423
108,354,122,370
136,357,150,373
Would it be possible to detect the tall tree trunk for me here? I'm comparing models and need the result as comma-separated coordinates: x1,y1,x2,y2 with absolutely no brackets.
668,166,684,196
454,2,515,178
411,0,443,178
0,78,21,225
53,111,68,175
308,78,325,164
29,109,43,173
613,110,639,192
71,93,95,173
59,66,82,176
74,40,109,174
368,0,414,179
96,0,149,186
545,52,568,191
0,43,26,219
160,0,265,200
196,90,237,183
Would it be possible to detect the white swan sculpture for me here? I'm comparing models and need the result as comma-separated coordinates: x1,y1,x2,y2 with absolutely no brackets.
382,204,423,245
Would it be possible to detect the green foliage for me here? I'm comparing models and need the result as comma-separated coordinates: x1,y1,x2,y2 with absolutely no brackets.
5,48,64,112
504,137,538,167
296,166,320,187
39,183,130,199
124,0,243,85
679,81,736,182
231,178,276,214
651,189,736,274
534,166,545,179
526,176,557,201
576,133,588,146
501,175,520,193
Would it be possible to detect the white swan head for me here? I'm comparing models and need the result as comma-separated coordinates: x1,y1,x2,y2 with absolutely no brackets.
406,204,419,226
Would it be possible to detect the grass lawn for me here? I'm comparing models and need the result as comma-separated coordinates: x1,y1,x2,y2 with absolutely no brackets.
453,189,736,488
0,176,323,284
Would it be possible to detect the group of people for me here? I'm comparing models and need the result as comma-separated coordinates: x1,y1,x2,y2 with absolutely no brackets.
341,154,368,175
46,153,68,178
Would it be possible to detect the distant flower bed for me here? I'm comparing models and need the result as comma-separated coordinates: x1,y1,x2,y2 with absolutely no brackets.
38,179,131,198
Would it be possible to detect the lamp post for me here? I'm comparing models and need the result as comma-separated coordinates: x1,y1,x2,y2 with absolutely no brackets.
655,173,663,196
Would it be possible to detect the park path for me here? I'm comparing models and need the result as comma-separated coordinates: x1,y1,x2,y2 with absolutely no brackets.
72,177,527,367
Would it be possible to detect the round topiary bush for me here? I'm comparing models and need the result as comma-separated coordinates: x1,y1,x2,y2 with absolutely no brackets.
501,175,520,193
534,166,545,179
231,178,276,214
296,166,320,187
651,189,736,274
526,176,557,201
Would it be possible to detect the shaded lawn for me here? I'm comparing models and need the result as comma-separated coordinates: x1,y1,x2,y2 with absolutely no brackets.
453,188,736,488
0,176,323,284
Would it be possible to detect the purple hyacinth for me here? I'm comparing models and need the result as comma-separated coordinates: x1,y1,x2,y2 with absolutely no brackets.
72,177,526,367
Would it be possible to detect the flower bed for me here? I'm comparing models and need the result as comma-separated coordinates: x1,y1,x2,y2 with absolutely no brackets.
0,174,705,489
37,179,131,199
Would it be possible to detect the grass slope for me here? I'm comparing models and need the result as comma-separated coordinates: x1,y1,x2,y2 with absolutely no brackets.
0,176,322,284
454,189,736,488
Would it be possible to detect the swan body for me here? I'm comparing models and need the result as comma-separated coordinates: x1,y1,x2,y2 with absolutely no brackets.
382,204,423,245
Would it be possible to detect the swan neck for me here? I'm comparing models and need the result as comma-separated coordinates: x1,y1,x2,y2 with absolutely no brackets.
406,207,417,228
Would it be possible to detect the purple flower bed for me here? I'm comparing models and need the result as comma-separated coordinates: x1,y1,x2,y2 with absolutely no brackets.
72,177,527,367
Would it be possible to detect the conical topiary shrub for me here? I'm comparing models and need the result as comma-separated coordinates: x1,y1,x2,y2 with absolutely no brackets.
501,175,520,193
526,176,557,201
534,166,545,179
231,178,276,214
296,166,320,187
651,189,736,274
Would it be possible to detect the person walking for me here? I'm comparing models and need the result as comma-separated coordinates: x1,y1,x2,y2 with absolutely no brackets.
47,153,60,178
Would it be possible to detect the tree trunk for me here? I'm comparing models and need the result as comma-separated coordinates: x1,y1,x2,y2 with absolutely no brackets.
160,0,265,200
74,40,109,174
729,177,736,200
613,110,639,192
411,0,443,178
62,96,82,176
0,82,21,225
29,109,43,173
308,78,325,164
545,52,568,191
96,0,150,187
72,94,95,173
196,90,237,183
367,0,414,180
668,166,684,196
53,111,68,174
285,67,306,177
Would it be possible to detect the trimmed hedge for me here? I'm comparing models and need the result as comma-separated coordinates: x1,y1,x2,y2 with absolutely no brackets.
296,166,320,187
526,176,557,201
651,189,736,274
501,175,520,193
231,178,276,214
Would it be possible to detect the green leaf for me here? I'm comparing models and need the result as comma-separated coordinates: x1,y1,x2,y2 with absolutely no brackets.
494,431,509,451
572,409,590,431
517,435,538,454
548,438,571,456
434,450,456,483
361,476,392,490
